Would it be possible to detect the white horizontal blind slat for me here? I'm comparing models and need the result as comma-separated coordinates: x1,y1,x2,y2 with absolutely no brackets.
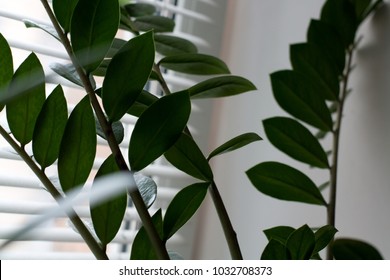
137,0,212,22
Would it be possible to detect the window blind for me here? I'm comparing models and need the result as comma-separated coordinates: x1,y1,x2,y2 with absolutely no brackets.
0,0,225,259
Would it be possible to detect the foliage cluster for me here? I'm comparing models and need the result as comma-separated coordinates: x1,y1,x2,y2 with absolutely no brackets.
0,0,258,260
0,0,385,260
246,0,384,259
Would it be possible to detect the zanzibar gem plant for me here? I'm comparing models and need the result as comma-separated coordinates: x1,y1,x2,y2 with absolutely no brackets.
246,0,384,260
0,0,259,259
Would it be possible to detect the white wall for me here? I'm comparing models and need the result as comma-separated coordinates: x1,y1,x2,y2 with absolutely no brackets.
195,0,390,259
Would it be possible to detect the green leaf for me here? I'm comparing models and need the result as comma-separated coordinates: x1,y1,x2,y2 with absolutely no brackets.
163,182,209,241
165,133,213,181
71,0,119,73
131,209,163,260
58,96,96,193
208,132,262,160
23,19,60,41
263,117,330,168
53,0,79,33
32,86,68,169
133,15,175,32
246,162,327,206
313,225,338,255
106,38,127,58
124,3,156,17
320,0,358,47
91,59,110,77
129,91,191,171
90,155,127,245
50,63,96,89
102,31,155,122
263,226,295,244
159,54,230,75
307,20,346,74
95,117,124,144
351,0,372,19
189,75,256,99
270,70,333,131
126,90,158,117
133,173,157,209
290,43,340,101
261,239,288,260
333,238,383,260
154,34,198,56
0,33,13,112
6,53,45,145
286,225,316,260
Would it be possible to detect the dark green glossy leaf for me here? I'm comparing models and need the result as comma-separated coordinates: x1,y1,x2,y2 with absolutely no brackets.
189,75,256,99
106,38,127,58
159,54,230,75
263,117,329,168
165,133,213,181
103,31,155,122
313,225,338,255
119,7,137,33
0,33,13,112
33,86,68,169
163,182,209,241
350,0,372,20
95,117,124,144
320,0,358,47
53,0,79,33
290,43,340,100
91,59,110,77
50,63,96,89
131,209,163,260
263,226,295,244
133,15,175,32
23,20,60,41
125,3,156,17
270,70,333,131
91,155,127,245
333,238,383,260
58,96,96,192
71,0,119,73
133,173,157,209
6,53,45,145
246,162,327,206
261,239,288,260
307,19,345,74
154,34,198,56
286,225,315,260
129,91,191,171
208,132,262,160
127,90,158,117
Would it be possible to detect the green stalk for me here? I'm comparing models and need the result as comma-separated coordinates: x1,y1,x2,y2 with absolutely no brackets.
154,61,243,259
209,182,243,259
40,0,169,260
0,125,108,259
327,47,354,260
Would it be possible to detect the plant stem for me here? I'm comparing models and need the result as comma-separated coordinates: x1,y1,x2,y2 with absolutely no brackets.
0,125,108,259
327,47,354,260
40,0,169,260
153,60,243,259
209,182,243,259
